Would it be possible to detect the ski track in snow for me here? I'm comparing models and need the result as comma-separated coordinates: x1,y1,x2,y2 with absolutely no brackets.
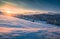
0,15,60,39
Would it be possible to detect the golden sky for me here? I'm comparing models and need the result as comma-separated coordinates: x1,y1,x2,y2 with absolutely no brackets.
0,2,48,16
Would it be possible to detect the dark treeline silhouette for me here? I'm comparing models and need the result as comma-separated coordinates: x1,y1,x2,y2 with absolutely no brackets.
14,13,60,26
0,11,60,26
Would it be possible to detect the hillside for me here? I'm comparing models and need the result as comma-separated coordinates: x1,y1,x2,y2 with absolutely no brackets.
0,15,60,39
15,14,60,26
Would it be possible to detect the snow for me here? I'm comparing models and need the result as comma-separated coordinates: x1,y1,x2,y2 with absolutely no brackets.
0,15,60,39
0,15,58,28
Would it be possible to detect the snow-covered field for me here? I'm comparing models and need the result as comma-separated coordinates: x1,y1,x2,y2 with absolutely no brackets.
0,15,60,39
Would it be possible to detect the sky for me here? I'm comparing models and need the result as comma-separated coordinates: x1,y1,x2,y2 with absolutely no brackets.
0,0,60,14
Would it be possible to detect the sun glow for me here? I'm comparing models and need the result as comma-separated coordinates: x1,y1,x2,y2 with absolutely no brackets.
0,3,28,16
0,2,48,16
0,3,18,15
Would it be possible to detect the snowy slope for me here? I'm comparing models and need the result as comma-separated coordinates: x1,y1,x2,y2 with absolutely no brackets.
0,15,60,32
0,15,60,39
0,15,58,28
